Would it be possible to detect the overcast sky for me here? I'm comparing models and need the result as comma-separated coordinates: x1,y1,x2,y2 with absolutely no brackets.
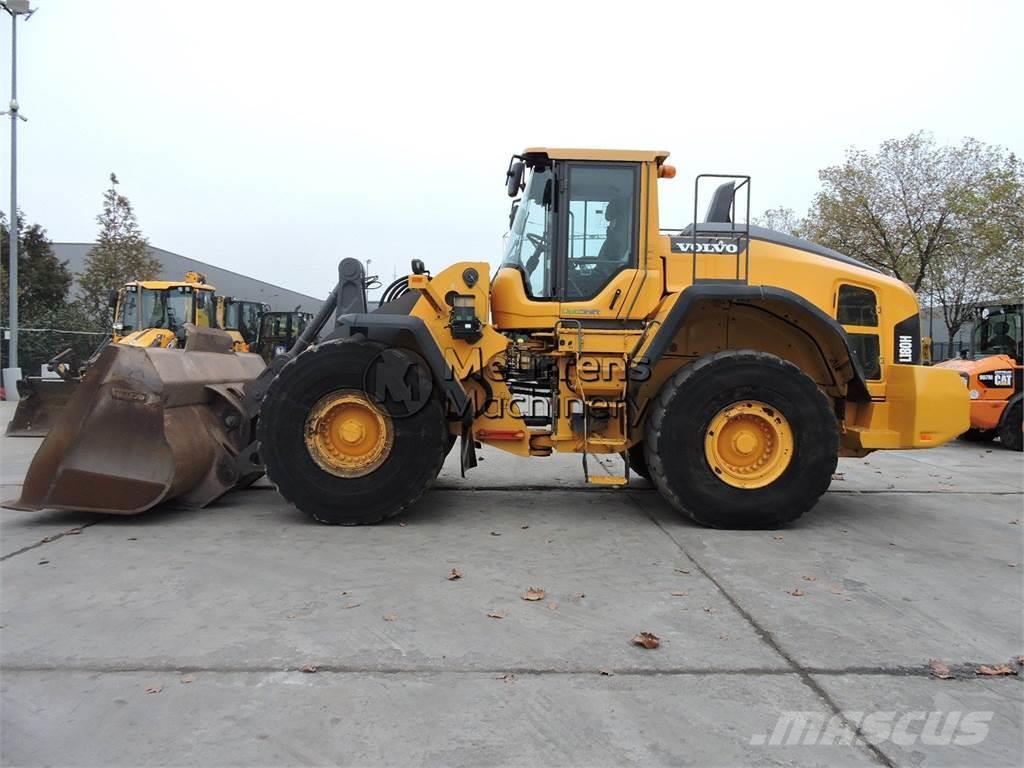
3,0,1022,299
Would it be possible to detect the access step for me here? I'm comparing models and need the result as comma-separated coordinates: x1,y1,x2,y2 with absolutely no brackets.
587,475,628,486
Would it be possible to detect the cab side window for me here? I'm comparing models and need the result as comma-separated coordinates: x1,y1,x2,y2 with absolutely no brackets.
837,285,878,326
837,284,880,379
564,164,638,301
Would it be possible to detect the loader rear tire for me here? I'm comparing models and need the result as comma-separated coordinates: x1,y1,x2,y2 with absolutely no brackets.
645,350,838,529
257,339,448,524
997,400,1022,452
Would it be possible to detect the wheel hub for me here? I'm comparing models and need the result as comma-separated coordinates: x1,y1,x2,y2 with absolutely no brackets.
304,390,393,478
704,401,793,489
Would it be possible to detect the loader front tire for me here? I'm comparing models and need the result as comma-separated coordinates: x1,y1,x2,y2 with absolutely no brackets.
645,350,838,529
257,339,448,524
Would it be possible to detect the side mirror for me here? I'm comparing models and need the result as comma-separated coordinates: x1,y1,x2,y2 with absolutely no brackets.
508,201,519,230
506,160,524,198
107,289,119,309
411,259,426,275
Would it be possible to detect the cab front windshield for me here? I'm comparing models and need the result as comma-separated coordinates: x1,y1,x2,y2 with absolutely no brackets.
140,287,196,331
501,165,555,297
974,307,1023,358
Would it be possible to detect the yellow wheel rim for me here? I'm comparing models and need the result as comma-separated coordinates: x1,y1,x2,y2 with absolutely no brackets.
304,390,393,478
704,401,793,489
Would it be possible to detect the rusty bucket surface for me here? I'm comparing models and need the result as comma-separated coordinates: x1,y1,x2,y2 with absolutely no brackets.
4,326,265,515
5,377,80,437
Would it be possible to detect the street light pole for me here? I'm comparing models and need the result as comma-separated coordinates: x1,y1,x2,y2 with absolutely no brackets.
1,0,33,392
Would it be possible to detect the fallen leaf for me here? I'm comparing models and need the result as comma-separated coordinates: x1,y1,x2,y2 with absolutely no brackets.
831,472,846,481
65,527,82,535
631,632,660,649
928,659,953,679
521,525,529,529
547,602,558,611
144,684,163,694
674,568,691,575
598,668,614,676
299,663,318,673
496,673,515,682
487,610,505,619
490,531,502,536
788,588,805,597
398,521,407,527
40,535,56,543
829,586,842,595
574,592,586,599
719,633,731,640
447,568,463,581
37,560,49,565
341,602,361,609
1010,519,1020,525
773,535,784,541
180,674,196,684
286,612,300,619
1009,563,1018,568
522,587,545,601
670,591,689,597
338,591,349,596
383,613,398,622
802,575,817,582
127,537,138,541
703,606,716,614
976,664,1016,676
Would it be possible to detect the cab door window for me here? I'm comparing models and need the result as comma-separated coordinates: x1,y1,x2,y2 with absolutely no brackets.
563,164,639,301
501,166,555,298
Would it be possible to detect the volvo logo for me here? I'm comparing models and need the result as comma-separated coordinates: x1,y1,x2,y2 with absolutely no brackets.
674,241,740,254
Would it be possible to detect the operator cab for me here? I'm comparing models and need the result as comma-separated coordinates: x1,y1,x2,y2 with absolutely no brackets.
494,149,670,329
973,305,1023,361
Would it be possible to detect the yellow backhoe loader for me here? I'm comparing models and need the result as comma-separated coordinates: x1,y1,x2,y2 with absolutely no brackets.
6,148,970,528
5,272,245,437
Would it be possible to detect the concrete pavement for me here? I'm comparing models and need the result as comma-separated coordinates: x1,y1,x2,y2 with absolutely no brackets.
1,401,1021,767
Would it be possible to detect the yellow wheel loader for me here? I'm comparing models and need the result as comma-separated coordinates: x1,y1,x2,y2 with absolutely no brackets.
6,148,970,528
5,272,254,437
215,296,269,352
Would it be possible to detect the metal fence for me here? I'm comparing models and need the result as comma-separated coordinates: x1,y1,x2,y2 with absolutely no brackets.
1,327,107,377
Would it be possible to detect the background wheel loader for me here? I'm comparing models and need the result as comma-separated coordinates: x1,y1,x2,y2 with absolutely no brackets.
935,303,1023,451
6,272,240,437
215,296,269,352
5,147,971,528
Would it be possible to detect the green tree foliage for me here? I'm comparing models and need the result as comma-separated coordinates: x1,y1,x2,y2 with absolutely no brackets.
1,211,102,372
1,210,73,313
78,173,161,326
803,132,1023,341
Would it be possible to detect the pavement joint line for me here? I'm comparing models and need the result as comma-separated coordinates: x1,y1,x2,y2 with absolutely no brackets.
0,520,101,563
2,664,1016,678
626,491,897,768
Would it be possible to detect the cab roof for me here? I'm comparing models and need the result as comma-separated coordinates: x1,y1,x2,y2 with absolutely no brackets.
523,147,670,164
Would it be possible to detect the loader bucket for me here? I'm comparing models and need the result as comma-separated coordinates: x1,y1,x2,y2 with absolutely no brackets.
3,326,265,515
5,377,80,437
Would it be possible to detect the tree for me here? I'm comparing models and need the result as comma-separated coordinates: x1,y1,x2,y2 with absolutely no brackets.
1,210,73,313
78,173,161,326
753,206,802,237
804,132,1019,292
925,152,1024,342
